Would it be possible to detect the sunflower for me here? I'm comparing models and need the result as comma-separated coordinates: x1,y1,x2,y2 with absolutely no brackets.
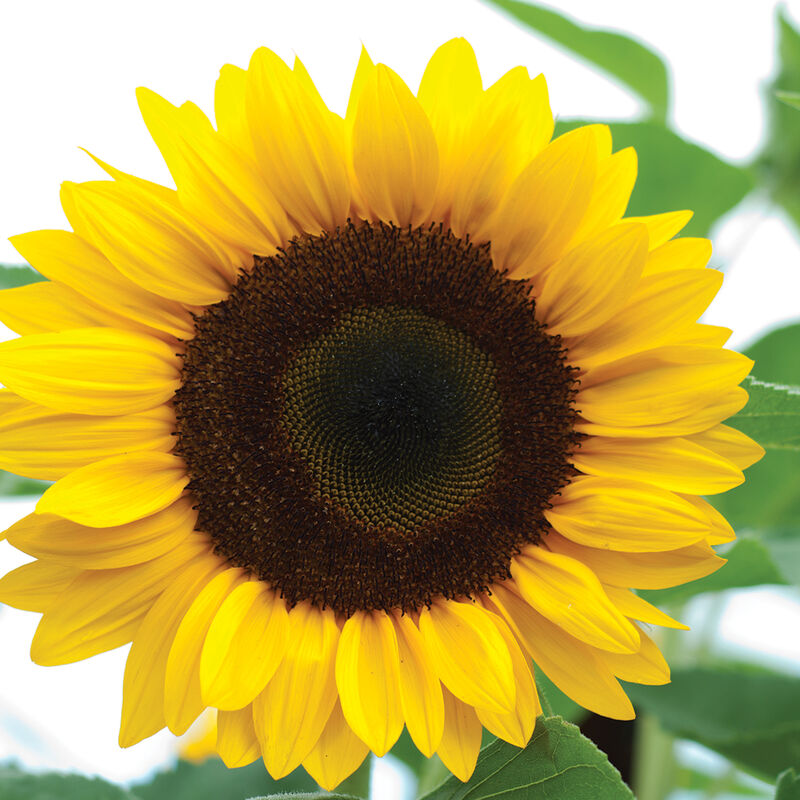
0,39,762,789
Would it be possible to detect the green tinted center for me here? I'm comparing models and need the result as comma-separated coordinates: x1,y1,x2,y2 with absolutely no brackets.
281,306,502,533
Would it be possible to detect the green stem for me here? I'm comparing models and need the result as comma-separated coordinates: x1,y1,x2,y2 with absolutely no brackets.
337,753,373,798
538,687,554,717
632,713,677,800
632,617,682,800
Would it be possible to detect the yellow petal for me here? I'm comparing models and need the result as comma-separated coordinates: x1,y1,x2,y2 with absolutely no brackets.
246,48,350,233
437,687,483,783
575,385,748,438
666,323,732,348
31,533,210,666
392,612,444,757
569,146,637,246
344,47,377,219
577,346,753,427
686,424,765,470
603,585,688,630
164,568,246,734
536,222,648,337
0,328,181,416
547,533,724,590
0,281,140,336
253,602,340,779
63,181,234,305
7,496,197,569
10,230,193,339
450,68,553,239
119,542,222,747
567,268,724,369
596,627,670,685
571,435,744,495
682,495,736,545
489,125,598,279
215,64,251,152
137,87,291,255
642,237,712,276
489,583,634,720
417,38,483,222
0,393,175,480
419,599,515,714
0,560,79,612
352,64,439,226
36,452,188,527
475,611,540,747
217,706,261,769
201,581,289,710
546,476,710,552
511,547,640,654
626,210,693,250
302,700,370,792
336,610,403,756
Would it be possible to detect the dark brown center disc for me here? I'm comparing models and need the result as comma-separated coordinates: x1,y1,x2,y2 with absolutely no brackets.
174,221,580,614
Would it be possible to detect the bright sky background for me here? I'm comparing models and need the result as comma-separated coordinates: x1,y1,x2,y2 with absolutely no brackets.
1,0,799,794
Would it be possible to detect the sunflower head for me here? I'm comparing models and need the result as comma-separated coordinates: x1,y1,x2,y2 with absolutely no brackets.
0,38,762,790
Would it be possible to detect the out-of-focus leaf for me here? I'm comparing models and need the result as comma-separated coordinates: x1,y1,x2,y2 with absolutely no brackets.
746,323,800,385
759,10,800,230
627,666,800,780
0,766,138,799
484,0,669,121
555,120,752,236
777,91,800,110
713,448,800,531
777,768,800,799
132,758,316,800
643,536,787,605
0,470,50,497
675,765,765,796
419,716,633,800
732,378,800,450
0,263,44,289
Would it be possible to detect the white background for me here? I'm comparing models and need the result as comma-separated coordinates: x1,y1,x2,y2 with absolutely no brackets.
0,0,799,794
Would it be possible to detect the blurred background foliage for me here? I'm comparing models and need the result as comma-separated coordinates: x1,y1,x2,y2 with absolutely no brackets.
3,1,800,799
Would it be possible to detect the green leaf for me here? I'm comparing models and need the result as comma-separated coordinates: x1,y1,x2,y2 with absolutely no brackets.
0,766,138,800
419,715,633,800
643,535,787,605
758,10,800,230
626,666,800,780
732,377,800,451
746,323,800,385
777,91,800,111
246,795,358,800
777,768,800,799
483,0,669,121
0,470,50,497
0,263,45,289
132,758,316,800
555,120,752,236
